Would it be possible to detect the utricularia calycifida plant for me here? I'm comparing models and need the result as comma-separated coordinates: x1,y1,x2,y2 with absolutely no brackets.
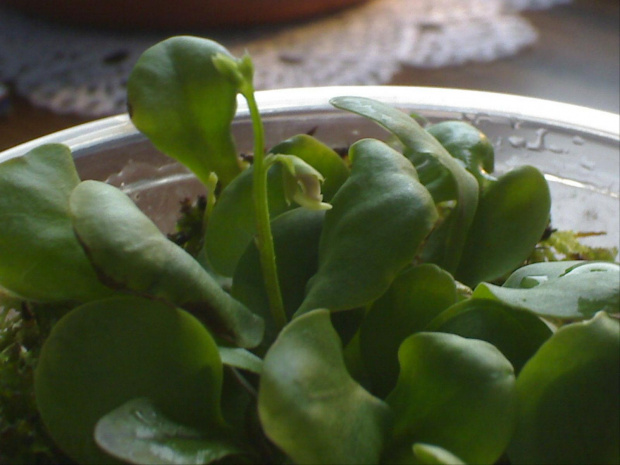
0,36,618,465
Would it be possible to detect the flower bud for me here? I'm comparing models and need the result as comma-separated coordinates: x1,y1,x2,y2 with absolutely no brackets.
212,53,246,90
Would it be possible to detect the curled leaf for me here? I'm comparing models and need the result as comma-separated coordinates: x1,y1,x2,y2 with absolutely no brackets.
217,346,263,374
128,36,243,187
427,120,495,188
35,296,225,464
386,332,516,465
501,260,587,288
95,398,247,465
330,96,478,273
473,261,620,320
258,309,392,464
426,298,552,373
412,443,466,465
508,312,620,464
297,138,438,315
360,264,457,397
0,144,112,302
69,180,264,347
455,165,551,286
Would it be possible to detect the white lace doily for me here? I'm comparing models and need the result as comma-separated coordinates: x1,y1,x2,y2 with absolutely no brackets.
0,0,570,117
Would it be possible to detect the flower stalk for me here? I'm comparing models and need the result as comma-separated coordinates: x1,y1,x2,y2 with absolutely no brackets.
213,52,287,330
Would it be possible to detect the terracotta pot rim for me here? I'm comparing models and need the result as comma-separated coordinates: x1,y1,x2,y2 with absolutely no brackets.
0,0,371,30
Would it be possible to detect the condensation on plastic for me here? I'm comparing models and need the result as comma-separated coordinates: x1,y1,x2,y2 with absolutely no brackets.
1,86,617,253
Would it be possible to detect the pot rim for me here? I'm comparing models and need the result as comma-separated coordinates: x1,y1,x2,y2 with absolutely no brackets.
0,0,370,29
1,86,618,163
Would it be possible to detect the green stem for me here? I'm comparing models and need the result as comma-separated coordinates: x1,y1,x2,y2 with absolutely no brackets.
243,89,287,331
201,172,218,232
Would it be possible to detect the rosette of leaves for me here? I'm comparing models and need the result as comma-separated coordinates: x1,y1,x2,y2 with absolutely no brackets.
0,35,618,465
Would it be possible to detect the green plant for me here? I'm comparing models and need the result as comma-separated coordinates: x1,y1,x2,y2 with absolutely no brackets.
0,36,618,465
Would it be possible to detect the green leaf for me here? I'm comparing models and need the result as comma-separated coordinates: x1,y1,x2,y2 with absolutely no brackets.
360,264,457,397
127,36,243,187
205,164,290,277
501,259,614,288
232,208,325,348
473,261,620,320
385,332,516,465
425,298,552,373
330,97,478,273
0,144,113,303
508,312,620,464
95,398,247,465
69,180,264,348
269,133,350,201
258,309,392,464
0,286,21,311
296,138,438,316
455,166,551,286
34,296,225,464
218,368,256,445
412,443,466,465
427,120,495,188
218,346,263,374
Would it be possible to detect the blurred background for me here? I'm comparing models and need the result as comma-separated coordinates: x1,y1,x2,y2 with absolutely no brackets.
0,0,618,152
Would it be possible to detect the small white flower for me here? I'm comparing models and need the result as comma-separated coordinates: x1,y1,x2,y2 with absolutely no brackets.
273,154,332,211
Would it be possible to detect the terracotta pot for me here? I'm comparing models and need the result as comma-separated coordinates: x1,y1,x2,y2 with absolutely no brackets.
0,0,370,30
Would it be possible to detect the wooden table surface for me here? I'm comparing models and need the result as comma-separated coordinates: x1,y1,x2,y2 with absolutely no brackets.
0,0,618,152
